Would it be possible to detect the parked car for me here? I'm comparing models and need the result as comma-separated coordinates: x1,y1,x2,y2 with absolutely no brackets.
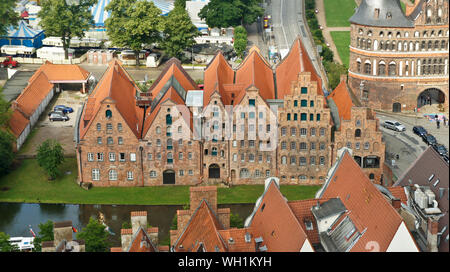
443,154,449,164
48,109,65,117
412,126,427,137
423,134,437,146
432,144,448,156
0,56,18,68
49,112,69,122
54,105,74,114
382,120,406,132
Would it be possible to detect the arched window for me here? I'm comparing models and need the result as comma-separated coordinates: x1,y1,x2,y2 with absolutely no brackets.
290,156,296,165
105,110,112,119
442,40,446,50
378,61,386,75
156,126,161,134
281,156,287,165
379,41,384,50
357,59,361,72
388,62,396,76
355,129,361,138
367,39,372,50
364,62,372,74
391,41,396,51
373,40,378,50
379,31,384,37
396,32,401,38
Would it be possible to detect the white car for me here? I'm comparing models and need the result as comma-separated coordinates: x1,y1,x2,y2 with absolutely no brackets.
382,120,406,132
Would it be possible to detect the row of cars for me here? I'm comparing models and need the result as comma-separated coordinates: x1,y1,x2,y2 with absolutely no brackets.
382,119,448,163
412,125,448,161
48,105,74,122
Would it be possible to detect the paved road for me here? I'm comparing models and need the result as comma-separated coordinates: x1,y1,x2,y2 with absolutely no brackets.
268,0,327,88
376,111,449,180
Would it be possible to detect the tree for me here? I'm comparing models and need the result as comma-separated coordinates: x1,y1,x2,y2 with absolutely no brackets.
324,61,348,90
160,7,200,60
32,220,54,252
230,212,244,228
233,26,247,58
105,0,163,66
77,217,110,252
0,130,14,176
0,232,19,252
174,0,186,9
0,0,20,37
38,0,97,60
199,0,263,28
0,90,12,128
36,139,65,180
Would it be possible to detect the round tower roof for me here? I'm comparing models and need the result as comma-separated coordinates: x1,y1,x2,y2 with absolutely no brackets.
349,0,414,28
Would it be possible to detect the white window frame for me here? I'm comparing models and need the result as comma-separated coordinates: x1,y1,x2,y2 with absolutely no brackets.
92,169,100,181
130,153,136,162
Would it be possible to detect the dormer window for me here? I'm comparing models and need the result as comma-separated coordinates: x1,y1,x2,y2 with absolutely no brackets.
305,220,314,230
386,12,392,19
374,8,380,19
105,110,112,119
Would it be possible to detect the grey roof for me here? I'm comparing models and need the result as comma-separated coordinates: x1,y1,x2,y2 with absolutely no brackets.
407,0,424,21
326,98,341,130
350,0,414,28
311,198,347,220
1,70,35,102
320,216,361,252
395,146,449,252
186,90,204,107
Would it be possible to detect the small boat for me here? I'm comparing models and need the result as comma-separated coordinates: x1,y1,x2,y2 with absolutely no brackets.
9,237,35,251
98,212,115,236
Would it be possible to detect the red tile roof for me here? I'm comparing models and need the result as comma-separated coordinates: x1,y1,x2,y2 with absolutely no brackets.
8,109,30,138
318,151,417,252
235,47,275,101
29,61,90,83
288,199,330,245
80,60,144,139
173,200,227,252
127,228,157,252
247,181,312,252
203,51,235,107
218,228,256,252
110,247,122,252
275,37,323,99
387,187,407,205
328,80,354,121
14,71,54,117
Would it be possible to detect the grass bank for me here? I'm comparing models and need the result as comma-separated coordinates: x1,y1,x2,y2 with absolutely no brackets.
323,0,357,27
0,159,321,205
330,31,351,66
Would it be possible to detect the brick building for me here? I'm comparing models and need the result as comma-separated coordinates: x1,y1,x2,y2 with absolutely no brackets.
76,37,386,187
327,78,386,185
347,0,449,112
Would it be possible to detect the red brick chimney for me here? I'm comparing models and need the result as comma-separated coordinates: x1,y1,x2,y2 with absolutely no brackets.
190,186,217,214
392,199,401,210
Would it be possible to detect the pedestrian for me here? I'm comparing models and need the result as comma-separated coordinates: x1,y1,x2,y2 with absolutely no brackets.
437,120,440,129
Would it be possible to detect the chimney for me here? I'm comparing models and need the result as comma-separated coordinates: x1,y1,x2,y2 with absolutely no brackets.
147,227,159,247
53,221,73,247
177,209,191,234
426,218,439,252
190,186,217,214
392,199,401,210
170,230,178,248
217,208,231,229
131,211,147,234
121,229,132,251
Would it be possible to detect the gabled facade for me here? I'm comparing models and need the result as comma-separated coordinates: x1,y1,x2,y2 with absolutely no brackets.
327,78,386,184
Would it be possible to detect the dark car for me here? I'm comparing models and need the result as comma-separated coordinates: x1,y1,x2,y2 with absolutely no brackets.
433,144,448,156
443,154,449,164
48,109,65,117
412,126,427,137
49,112,69,122
424,134,437,146
54,105,74,114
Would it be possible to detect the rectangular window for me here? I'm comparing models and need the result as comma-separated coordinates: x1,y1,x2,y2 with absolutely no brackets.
120,153,126,162
249,99,255,106
109,170,117,181
301,87,307,94
287,113,291,121
241,154,245,162
109,152,116,162
320,156,325,165
294,114,298,121
266,124,270,132
97,153,104,162
130,153,136,162
92,169,100,181
316,114,321,121
147,153,153,160
301,113,307,121
241,112,245,119
118,137,123,145
179,152,183,160
188,152,193,159
97,137,102,145
294,100,298,107
310,100,314,107
266,170,271,177
127,171,133,181
310,114,314,121
87,153,94,162
240,140,245,148
301,100,307,107
179,170,184,176
249,140,255,147
266,155,271,163
188,170,193,176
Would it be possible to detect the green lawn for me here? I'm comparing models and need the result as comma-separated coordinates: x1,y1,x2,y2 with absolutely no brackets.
323,0,358,27
330,31,351,66
0,159,321,205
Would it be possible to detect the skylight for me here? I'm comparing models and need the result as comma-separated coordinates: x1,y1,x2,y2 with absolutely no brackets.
428,174,435,182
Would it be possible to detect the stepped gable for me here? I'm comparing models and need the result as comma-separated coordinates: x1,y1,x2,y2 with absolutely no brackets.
317,151,417,252
79,60,143,139
246,180,312,252
28,61,90,83
203,51,235,107
142,58,196,136
234,46,276,102
173,200,227,252
350,0,414,28
275,37,323,99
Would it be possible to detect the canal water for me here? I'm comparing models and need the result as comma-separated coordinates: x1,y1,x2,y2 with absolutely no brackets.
0,203,254,248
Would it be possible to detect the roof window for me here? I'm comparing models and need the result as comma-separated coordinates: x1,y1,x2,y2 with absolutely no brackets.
428,174,435,182
433,179,440,187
